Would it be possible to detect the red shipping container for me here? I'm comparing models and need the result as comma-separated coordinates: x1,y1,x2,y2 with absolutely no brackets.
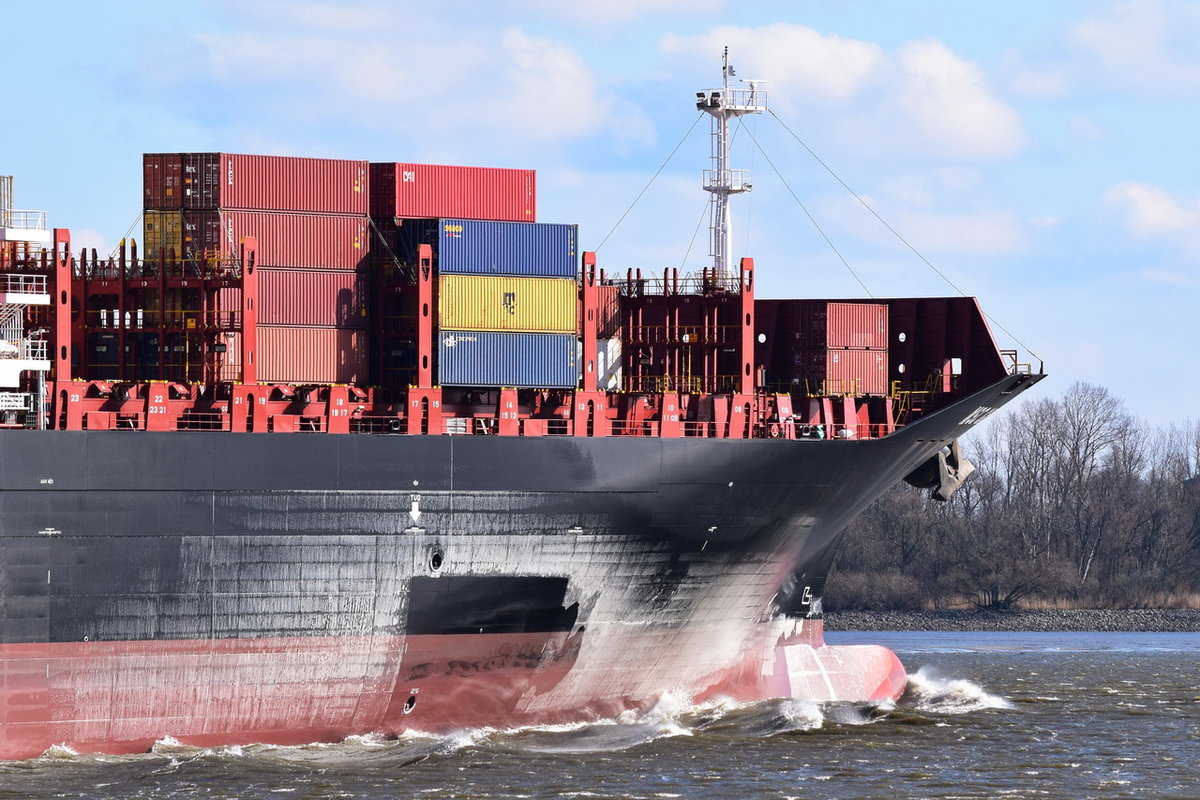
596,284,622,338
369,163,535,222
792,348,889,396
181,210,367,270
827,302,888,349
256,268,368,328
163,153,368,214
256,325,368,384
776,300,887,350
144,154,184,210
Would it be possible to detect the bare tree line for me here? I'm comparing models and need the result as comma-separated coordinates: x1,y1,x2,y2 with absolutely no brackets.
829,382,1200,610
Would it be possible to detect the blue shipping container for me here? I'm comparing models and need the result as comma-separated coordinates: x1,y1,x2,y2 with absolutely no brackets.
395,219,578,278
438,331,578,388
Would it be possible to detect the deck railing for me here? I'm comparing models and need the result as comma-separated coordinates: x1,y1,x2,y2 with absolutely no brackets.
0,209,47,231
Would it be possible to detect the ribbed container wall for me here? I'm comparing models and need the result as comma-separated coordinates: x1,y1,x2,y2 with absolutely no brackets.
257,269,368,328
180,210,367,269
171,153,369,213
793,348,889,395
394,219,577,277
143,210,184,257
596,284,622,339
143,155,184,210
369,163,535,222
217,275,367,328
437,275,576,334
827,302,888,350
781,301,889,350
256,326,368,384
438,331,578,388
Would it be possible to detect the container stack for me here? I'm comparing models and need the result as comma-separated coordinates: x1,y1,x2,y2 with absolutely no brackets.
429,219,579,388
368,163,540,390
369,163,535,223
143,153,371,384
767,301,889,395
368,164,580,391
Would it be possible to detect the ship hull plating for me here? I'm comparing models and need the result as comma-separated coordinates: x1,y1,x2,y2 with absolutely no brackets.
0,375,1035,758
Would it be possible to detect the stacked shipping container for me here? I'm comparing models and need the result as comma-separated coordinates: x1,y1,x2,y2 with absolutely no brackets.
132,155,580,389
757,300,889,395
369,163,535,222
423,220,579,389
142,153,371,384
390,219,576,277
369,164,547,392
145,153,368,213
145,210,367,270
366,167,580,391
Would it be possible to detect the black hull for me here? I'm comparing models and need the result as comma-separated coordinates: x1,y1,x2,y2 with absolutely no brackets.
0,373,1040,756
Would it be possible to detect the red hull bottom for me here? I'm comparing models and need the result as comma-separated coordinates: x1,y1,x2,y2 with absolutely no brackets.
0,621,905,760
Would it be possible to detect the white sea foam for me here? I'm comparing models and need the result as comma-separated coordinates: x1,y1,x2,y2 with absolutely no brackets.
777,698,825,731
904,666,1013,713
149,736,194,755
38,743,79,760
341,732,389,747
637,690,697,739
441,726,499,751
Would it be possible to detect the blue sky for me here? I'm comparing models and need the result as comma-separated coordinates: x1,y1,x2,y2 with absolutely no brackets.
6,0,1199,427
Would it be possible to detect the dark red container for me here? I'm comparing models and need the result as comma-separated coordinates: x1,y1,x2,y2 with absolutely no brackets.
792,348,889,396
181,210,367,269
144,154,184,210
596,284,622,338
369,163,535,222
827,302,888,349
770,300,888,350
256,325,368,384
163,153,369,213
256,269,368,328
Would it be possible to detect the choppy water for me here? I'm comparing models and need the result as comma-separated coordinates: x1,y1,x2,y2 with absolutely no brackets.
3,632,1197,799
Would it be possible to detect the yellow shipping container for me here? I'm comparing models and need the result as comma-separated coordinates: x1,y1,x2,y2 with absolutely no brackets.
438,275,577,334
143,210,183,259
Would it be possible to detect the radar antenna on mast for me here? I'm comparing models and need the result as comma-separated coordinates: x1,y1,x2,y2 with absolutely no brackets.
695,47,766,284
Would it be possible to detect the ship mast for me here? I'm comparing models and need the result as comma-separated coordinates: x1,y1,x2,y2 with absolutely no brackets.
697,48,766,284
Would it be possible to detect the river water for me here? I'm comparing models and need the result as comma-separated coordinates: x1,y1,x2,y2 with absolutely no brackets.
2,632,1197,799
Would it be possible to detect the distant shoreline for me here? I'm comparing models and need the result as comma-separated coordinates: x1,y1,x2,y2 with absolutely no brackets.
823,608,1200,633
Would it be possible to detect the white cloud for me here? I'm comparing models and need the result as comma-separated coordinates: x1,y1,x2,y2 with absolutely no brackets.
1106,181,1200,267
288,2,380,30
523,0,725,25
495,29,653,145
1105,181,1200,236
188,21,651,154
878,167,986,208
1070,115,1104,143
1138,268,1197,286
1008,67,1070,100
193,32,426,109
894,40,1024,160
661,24,885,103
662,26,1022,161
70,229,116,258
888,208,1024,256
819,169,1024,257
1071,0,1200,94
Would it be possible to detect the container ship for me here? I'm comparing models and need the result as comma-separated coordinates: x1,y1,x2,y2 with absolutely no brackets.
0,59,1042,759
